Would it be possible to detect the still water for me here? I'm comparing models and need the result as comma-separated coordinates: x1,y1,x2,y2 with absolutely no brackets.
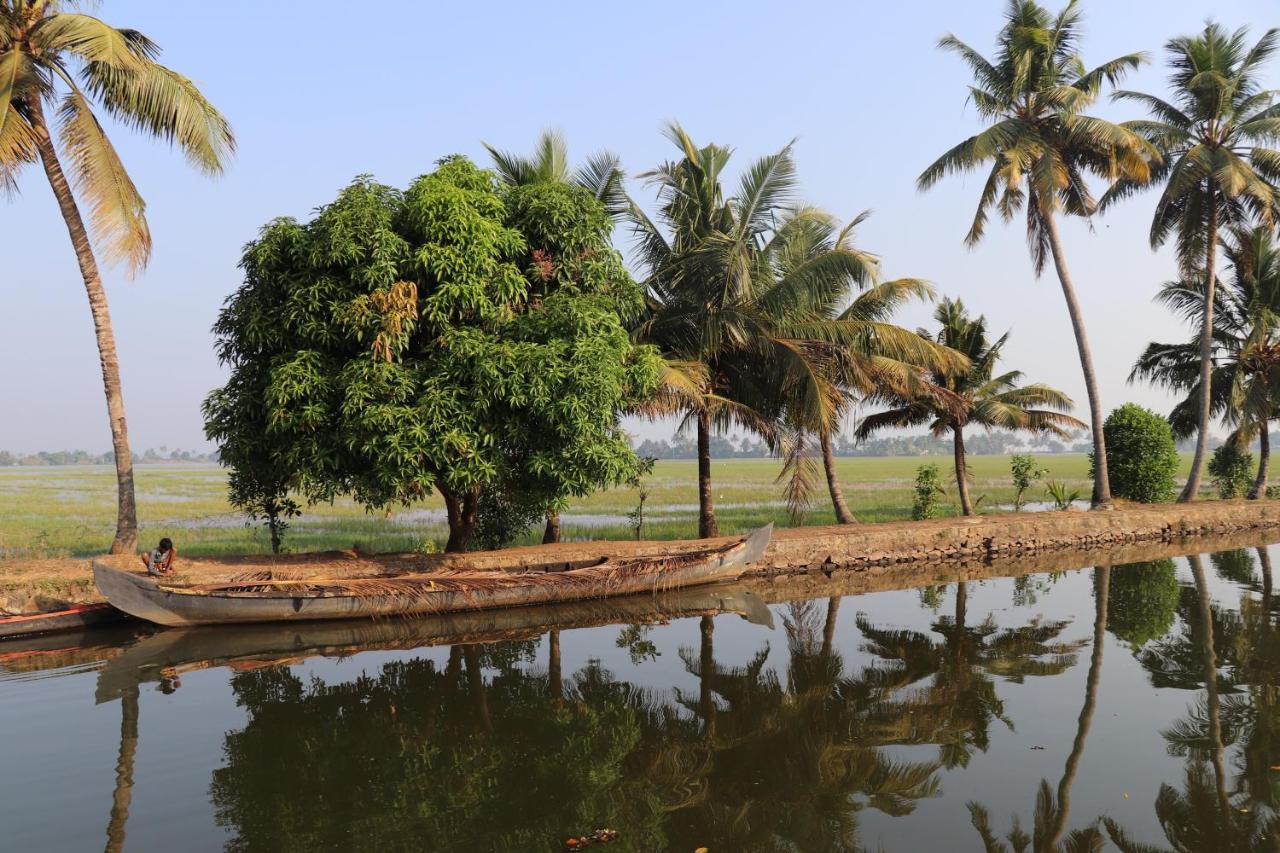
3,541,1280,852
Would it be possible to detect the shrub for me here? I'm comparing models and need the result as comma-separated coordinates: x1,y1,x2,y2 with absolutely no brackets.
1208,443,1253,499
1010,454,1048,511
1045,480,1081,510
1096,404,1180,503
912,464,945,520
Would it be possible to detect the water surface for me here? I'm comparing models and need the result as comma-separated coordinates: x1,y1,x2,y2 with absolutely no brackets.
3,540,1279,851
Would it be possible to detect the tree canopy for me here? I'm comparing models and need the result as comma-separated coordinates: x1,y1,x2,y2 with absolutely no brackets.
205,157,661,551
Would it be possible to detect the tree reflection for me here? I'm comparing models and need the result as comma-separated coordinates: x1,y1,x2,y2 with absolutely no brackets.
856,581,1085,769
1108,559,1181,648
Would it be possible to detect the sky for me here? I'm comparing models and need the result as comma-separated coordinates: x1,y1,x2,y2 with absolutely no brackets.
3,0,1278,453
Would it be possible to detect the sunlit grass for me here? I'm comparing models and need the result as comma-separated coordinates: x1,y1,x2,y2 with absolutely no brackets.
0,453,1194,558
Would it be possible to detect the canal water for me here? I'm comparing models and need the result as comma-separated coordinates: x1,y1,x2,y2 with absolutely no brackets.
3,540,1279,852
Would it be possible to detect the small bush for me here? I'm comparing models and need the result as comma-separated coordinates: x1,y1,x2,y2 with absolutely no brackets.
1208,443,1253,499
1097,404,1180,503
1010,454,1048,511
1045,480,1081,510
912,464,945,520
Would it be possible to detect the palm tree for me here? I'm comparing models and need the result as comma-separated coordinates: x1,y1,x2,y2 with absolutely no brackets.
630,124,878,537
768,212,967,523
1132,226,1280,499
920,0,1154,509
857,299,1084,516
1103,23,1280,502
484,128,627,219
1,1,234,551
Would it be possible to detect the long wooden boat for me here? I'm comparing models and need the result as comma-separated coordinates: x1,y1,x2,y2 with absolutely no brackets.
92,525,773,628
0,602,125,640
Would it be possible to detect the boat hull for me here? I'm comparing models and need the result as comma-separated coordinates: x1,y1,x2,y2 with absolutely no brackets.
0,603,125,640
94,525,772,628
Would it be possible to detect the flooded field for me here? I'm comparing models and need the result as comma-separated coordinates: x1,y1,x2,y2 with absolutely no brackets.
2,534,1276,851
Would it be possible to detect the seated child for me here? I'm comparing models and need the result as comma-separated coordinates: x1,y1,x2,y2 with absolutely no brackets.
142,537,177,577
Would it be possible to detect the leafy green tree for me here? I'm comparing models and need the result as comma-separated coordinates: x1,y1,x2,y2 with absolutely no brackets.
920,0,1154,509
1,0,234,552
1132,226,1280,499
912,464,946,521
1099,404,1181,503
629,124,879,537
205,158,661,552
1104,23,1280,502
1209,442,1254,499
858,299,1083,516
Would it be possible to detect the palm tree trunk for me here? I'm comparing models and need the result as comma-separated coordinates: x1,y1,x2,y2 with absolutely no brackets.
1258,546,1272,613
542,509,561,544
699,615,717,738
1189,553,1230,820
1045,565,1109,850
1180,191,1219,502
547,628,563,701
821,430,857,524
28,98,138,553
697,408,718,538
952,426,974,516
1044,213,1113,509
1250,425,1270,500
104,686,139,853
822,596,841,658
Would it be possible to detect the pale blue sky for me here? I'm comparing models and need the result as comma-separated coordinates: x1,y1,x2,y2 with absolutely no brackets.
3,0,1277,452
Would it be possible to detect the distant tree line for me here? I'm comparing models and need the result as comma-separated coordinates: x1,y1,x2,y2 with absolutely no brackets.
0,448,219,467
634,430,1098,460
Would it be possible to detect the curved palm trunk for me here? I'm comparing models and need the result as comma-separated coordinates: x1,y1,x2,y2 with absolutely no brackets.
1044,214,1113,509
821,431,857,524
547,628,563,701
1260,546,1273,612
1180,193,1220,503
104,686,139,853
1045,565,1109,850
29,99,138,553
1189,553,1230,820
1250,426,1270,500
952,426,974,516
697,409,718,538
542,510,561,544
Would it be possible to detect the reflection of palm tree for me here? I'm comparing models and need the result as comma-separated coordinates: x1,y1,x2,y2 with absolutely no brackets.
103,686,138,853
858,581,1084,768
966,567,1111,852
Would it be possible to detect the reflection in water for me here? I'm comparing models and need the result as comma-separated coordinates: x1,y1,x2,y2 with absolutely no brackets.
12,543,1280,850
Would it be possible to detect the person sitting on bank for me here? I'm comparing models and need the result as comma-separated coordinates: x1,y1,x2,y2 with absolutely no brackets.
142,538,177,576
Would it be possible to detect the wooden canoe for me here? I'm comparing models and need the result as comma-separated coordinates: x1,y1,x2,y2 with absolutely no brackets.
92,525,773,628
0,602,125,640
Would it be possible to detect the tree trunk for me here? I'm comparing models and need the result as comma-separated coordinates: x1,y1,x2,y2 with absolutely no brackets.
697,408,718,538
952,426,974,516
821,596,841,659
1180,191,1219,502
104,686,139,853
442,489,479,553
1189,554,1230,820
1045,565,1109,850
821,430,857,524
28,98,138,553
542,509,561,544
1044,213,1113,509
463,645,492,736
699,615,717,738
1250,425,1270,500
547,628,563,701
1259,545,1273,613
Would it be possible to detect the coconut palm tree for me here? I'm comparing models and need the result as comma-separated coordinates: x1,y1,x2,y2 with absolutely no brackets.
484,128,627,219
1131,226,1280,499
768,212,967,523
857,299,1084,516
630,124,879,537
919,0,1155,509
1103,23,1280,502
1,1,234,552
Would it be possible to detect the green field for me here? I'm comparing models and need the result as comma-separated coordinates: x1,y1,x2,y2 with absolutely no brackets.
0,453,1196,559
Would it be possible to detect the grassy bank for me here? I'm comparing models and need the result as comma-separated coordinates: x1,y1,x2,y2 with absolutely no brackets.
0,453,1198,560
